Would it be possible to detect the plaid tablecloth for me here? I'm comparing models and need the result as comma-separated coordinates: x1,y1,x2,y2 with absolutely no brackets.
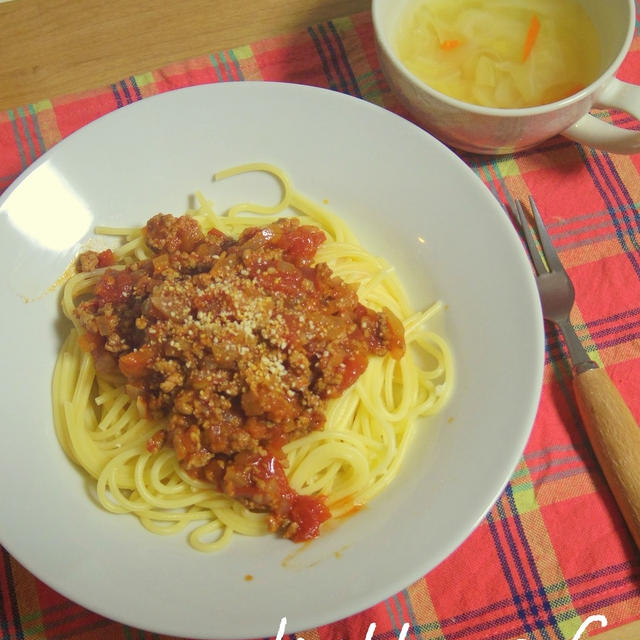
2,7,640,640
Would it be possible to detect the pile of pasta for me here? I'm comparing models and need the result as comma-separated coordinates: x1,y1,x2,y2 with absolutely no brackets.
52,162,453,551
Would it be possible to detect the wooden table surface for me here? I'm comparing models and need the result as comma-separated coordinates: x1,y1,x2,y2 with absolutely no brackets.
1,1,640,638
0,0,369,109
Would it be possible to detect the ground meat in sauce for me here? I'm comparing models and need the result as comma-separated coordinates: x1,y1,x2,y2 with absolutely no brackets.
74,214,406,541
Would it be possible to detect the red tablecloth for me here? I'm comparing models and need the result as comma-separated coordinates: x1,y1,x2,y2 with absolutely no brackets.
1,8,640,640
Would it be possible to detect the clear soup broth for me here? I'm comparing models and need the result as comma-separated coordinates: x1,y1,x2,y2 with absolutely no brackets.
394,0,602,108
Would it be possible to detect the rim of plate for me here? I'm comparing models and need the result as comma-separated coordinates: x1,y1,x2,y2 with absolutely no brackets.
0,82,544,639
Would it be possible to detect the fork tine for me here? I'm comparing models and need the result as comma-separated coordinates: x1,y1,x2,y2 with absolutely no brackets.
514,199,548,275
528,195,564,272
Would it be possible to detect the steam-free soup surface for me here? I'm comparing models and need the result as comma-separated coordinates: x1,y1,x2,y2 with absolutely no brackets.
395,0,601,108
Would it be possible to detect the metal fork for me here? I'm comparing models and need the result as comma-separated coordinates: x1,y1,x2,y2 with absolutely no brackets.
508,193,640,550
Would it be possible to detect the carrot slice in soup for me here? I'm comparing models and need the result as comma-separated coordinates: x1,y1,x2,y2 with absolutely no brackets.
522,14,541,62
440,39,461,51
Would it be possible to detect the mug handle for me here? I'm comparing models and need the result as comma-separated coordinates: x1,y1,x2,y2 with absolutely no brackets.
562,78,640,154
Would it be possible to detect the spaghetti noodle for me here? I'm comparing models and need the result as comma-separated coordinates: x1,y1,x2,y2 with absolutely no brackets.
52,163,453,551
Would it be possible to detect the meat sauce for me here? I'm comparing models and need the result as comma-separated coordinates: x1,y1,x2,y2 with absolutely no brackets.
75,214,405,541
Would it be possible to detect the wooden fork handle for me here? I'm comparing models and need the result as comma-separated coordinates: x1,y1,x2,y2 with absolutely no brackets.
573,367,640,549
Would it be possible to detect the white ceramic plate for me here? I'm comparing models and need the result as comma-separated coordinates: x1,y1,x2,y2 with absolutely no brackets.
0,82,544,639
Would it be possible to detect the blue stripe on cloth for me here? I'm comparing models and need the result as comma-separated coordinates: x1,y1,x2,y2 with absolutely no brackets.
583,305,640,329
218,51,234,81
227,49,245,81
488,489,562,640
575,586,640,616
383,596,404,639
579,146,640,278
486,507,538,637
26,103,47,156
0,548,23,640
129,75,143,101
525,450,585,476
592,330,640,350
397,588,429,639
503,486,562,637
417,556,639,639
572,573,639,604
8,110,28,170
601,152,640,252
0,171,21,192
327,20,362,97
316,23,350,93
16,107,37,163
0,552,11,640
119,79,133,104
307,25,338,91
589,317,640,341
110,83,124,108
208,53,228,82
567,559,640,588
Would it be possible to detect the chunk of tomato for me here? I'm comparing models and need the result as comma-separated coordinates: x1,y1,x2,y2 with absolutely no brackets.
279,225,326,264
338,352,369,392
289,494,331,542
118,345,154,378
97,249,115,267
95,269,135,304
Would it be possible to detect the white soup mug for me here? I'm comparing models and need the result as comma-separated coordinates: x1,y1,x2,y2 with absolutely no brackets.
372,0,640,155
